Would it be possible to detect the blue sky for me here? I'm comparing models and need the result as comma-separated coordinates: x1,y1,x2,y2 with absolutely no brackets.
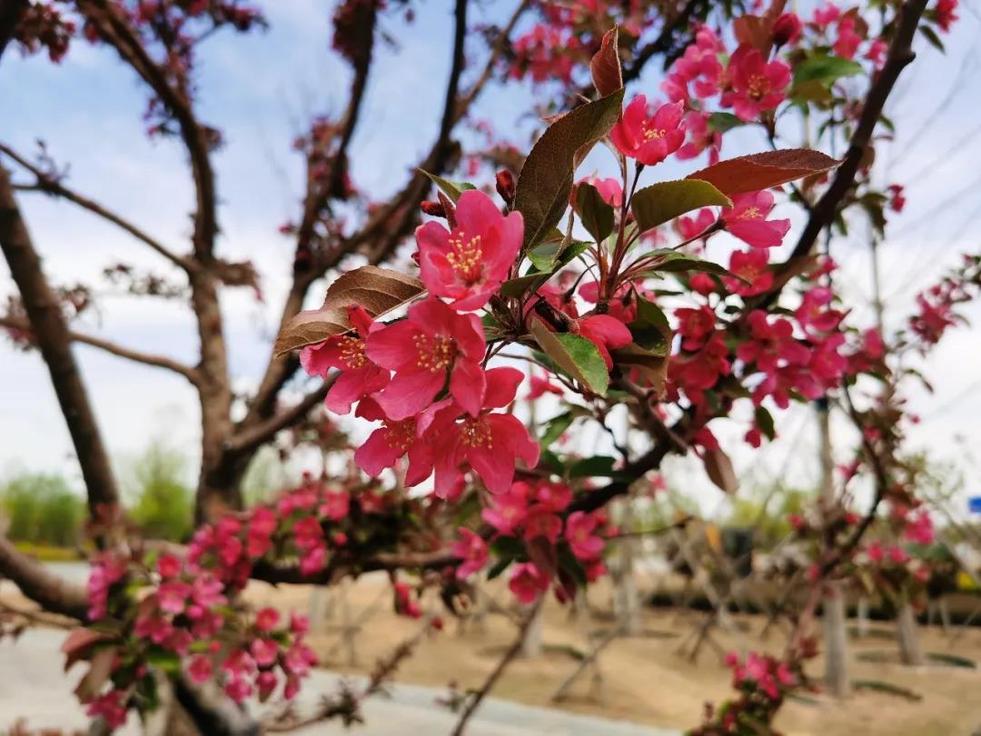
1,1,980,515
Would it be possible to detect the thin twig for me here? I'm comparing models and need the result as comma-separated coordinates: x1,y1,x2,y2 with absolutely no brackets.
450,598,543,736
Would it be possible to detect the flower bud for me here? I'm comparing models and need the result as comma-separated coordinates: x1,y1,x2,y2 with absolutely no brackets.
773,13,802,46
495,169,516,205
420,200,445,217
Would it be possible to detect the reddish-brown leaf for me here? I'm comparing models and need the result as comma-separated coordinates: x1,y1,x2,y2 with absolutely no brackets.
703,447,738,494
733,0,787,53
686,149,839,196
62,628,112,672
74,646,118,703
273,266,424,356
589,27,622,97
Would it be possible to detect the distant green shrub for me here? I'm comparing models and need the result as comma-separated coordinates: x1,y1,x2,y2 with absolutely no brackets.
1,473,85,547
125,442,193,542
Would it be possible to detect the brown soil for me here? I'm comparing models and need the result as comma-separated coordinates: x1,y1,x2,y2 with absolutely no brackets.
245,574,981,736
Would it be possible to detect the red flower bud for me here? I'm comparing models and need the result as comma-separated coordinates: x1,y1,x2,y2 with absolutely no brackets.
773,13,802,46
420,200,445,217
495,169,516,204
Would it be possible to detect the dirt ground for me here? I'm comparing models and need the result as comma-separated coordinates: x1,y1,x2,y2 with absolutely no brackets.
246,573,981,736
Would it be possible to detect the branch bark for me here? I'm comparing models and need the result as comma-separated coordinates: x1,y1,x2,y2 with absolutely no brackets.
0,536,88,620
0,0,27,62
0,142,193,270
0,314,201,385
769,0,928,298
0,165,120,516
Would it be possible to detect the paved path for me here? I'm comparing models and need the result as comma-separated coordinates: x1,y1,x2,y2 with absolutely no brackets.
0,628,678,735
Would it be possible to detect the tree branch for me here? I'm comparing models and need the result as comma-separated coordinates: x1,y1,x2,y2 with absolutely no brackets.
0,536,88,621
0,165,120,515
224,378,332,455
769,0,928,297
0,0,27,62
76,0,217,262
450,599,542,736
0,314,202,385
0,142,193,270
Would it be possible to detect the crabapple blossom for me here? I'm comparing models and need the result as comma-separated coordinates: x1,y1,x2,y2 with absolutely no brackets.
416,189,523,310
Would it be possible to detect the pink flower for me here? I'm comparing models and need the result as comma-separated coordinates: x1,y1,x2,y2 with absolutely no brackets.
290,612,310,636
833,16,862,59
428,367,540,496
251,638,280,668
611,96,686,166
187,655,213,684
569,314,633,369
157,553,182,579
508,562,550,604
284,643,317,677
581,176,623,207
936,0,958,32
158,580,191,615
721,191,790,248
866,541,884,563
565,511,605,561
366,298,486,419
676,111,721,164
523,508,562,543
865,38,888,68
676,208,717,241
482,484,530,535
527,372,564,399
416,189,523,310
319,490,349,521
451,528,489,579
86,690,128,729
300,305,389,415
725,249,774,296
813,3,841,27
354,397,443,482
724,46,791,121
257,670,278,701
255,607,280,633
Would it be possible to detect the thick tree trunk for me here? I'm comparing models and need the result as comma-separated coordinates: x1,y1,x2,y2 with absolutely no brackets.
817,400,850,696
896,601,924,666
0,166,120,518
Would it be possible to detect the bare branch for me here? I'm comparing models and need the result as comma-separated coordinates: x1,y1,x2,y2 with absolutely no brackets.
450,599,543,736
0,166,120,514
0,536,88,621
0,142,193,270
76,0,217,261
769,0,929,298
0,0,27,62
0,314,202,385
224,378,333,455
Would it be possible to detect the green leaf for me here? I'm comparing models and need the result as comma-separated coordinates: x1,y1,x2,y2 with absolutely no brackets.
574,182,615,243
528,239,589,273
147,648,181,675
529,319,609,395
540,411,574,448
514,89,625,249
919,25,945,52
707,112,745,133
499,273,546,298
792,54,863,88
418,169,476,202
640,250,734,279
569,455,618,478
631,179,730,235
610,343,668,394
485,557,512,580
630,296,672,356
754,405,776,440
557,545,588,587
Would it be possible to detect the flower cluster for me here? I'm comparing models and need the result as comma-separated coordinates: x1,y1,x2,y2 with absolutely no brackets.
301,190,540,500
